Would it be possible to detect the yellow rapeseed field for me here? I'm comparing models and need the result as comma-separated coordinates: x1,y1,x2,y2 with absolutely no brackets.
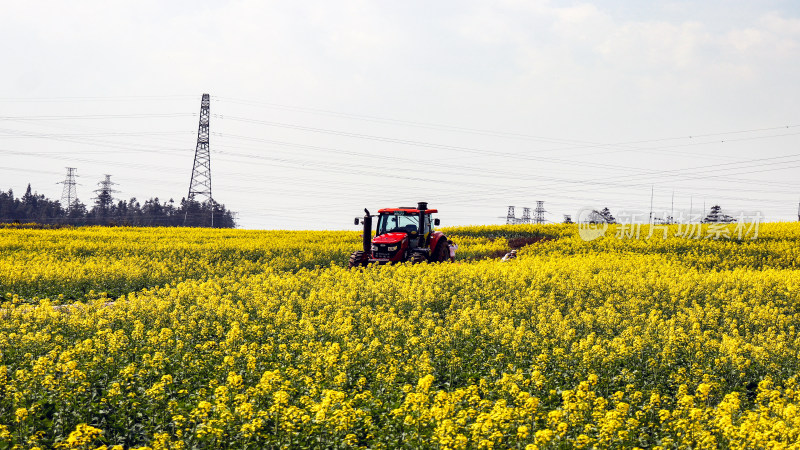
1,223,799,449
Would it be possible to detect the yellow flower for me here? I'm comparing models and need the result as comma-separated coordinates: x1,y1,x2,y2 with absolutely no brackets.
56,423,103,449
4,223,800,447
534,429,554,445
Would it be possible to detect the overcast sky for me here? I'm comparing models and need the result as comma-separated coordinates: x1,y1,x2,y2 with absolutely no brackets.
2,0,799,229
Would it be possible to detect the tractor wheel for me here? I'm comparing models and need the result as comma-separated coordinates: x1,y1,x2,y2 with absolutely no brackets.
410,252,427,264
349,250,367,268
435,241,449,262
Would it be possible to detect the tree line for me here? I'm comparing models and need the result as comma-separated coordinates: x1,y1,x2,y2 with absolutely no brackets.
0,184,236,227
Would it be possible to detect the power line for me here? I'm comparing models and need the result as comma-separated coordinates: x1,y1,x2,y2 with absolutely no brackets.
0,113,194,121
4,131,798,206
215,95,800,155
215,114,800,188
5,94,795,159
2,96,799,226
6,100,800,193
0,95,196,103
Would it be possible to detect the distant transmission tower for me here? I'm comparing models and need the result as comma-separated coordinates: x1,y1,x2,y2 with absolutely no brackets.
93,175,119,215
58,167,79,211
94,175,118,196
506,206,516,224
533,201,546,224
521,207,531,224
185,93,213,226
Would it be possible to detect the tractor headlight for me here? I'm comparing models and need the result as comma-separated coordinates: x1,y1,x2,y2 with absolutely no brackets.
371,245,378,252
388,245,398,251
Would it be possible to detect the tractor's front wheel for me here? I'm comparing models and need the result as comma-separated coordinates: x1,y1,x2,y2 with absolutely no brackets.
410,252,427,264
349,250,368,268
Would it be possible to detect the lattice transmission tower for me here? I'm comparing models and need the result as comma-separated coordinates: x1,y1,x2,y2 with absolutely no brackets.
506,206,516,224
58,167,79,211
93,175,118,210
533,201,546,224
521,207,531,224
185,93,213,226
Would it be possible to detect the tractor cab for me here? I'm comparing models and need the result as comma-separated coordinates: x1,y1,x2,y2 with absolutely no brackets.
375,209,433,248
349,201,449,267
376,212,420,235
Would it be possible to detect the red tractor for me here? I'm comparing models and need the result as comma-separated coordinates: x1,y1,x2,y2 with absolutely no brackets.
349,201,450,267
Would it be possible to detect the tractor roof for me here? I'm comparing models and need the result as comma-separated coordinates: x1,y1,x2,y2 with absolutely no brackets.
378,207,438,214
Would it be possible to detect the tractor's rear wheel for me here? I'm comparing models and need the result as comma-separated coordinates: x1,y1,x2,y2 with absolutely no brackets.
410,252,427,264
435,241,449,262
349,250,367,268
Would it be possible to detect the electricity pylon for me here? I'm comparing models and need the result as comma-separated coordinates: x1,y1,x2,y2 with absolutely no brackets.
185,93,213,226
506,206,516,224
534,201,546,224
58,167,79,211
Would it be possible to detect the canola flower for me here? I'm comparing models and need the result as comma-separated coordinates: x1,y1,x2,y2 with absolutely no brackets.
0,226,510,304
0,223,799,448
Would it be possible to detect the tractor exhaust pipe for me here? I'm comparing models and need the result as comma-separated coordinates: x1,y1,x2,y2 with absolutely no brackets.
417,202,427,245
362,208,372,253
